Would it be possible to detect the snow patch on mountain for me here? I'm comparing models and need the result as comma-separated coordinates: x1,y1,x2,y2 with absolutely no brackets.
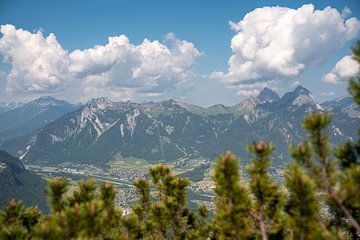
120,124,125,138
76,99,117,138
49,134,63,144
165,125,175,135
79,107,93,129
127,108,140,137
18,144,32,160
185,116,191,125
331,125,344,136
93,116,105,137
243,114,251,123
78,109,106,137
0,162,7,172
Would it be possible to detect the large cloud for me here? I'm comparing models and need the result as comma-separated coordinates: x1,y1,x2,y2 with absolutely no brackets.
0,25,70,93
322,55,358,84
211,4,360,95
0,25,201,102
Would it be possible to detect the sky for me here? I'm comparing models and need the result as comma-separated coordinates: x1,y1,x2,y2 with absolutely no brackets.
0,0,360,106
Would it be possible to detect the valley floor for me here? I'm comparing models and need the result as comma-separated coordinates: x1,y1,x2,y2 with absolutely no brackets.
26,162,216,212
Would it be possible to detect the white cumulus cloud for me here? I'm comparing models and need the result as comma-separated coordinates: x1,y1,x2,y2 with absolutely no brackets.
0,25,201,102
322,55,358,84
211,4,360,92
235,80,278,96
0,24,70,93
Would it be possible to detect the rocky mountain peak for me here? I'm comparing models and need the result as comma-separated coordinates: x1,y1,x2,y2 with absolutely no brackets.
280,85,311,102
293,85,311,96
85,97,113,110
279,85,323,110
257,87,280,103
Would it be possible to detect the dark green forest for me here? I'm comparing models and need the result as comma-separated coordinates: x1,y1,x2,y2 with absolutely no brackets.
1,43,360,240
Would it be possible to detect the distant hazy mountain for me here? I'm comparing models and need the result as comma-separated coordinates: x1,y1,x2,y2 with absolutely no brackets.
0,101,23,115
1,86,359,166
0,96,78,144
0,150,47,211
322,96,359,117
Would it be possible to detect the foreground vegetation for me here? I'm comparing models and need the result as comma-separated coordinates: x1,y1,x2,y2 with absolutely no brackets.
1,45,360,240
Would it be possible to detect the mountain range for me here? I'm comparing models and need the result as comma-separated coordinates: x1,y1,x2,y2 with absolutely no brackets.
0,86,358,167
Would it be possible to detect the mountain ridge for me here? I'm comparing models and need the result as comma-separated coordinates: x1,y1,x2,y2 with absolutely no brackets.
1,86,359,166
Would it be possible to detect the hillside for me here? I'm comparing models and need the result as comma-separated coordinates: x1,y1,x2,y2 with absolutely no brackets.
0,150,47,211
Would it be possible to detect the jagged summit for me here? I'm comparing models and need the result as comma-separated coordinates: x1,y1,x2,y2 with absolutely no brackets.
277,85,323,110
257,87,280,103
85,97,113,109
293,85,311,95
87,97,112,104
281,85,311,102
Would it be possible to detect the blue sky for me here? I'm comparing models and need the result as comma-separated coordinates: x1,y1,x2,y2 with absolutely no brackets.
0,0,359,106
